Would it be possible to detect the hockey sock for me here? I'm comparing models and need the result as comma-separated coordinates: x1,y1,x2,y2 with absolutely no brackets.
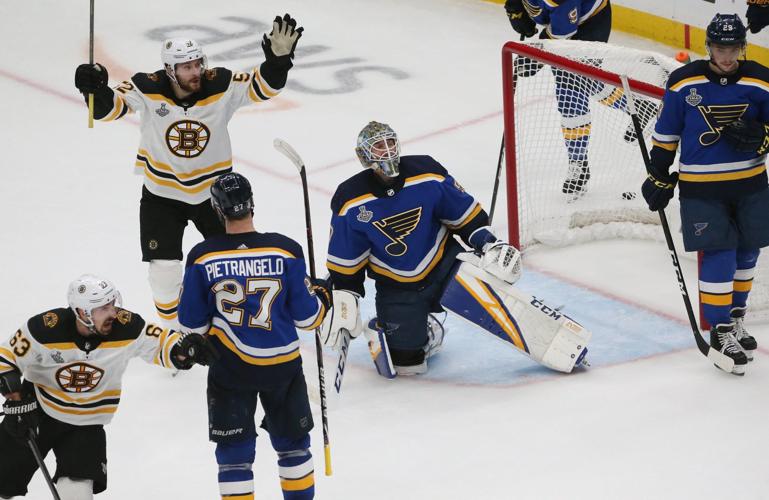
732,248,760,309
270,434,314,500
148,260,182,330
215,439,256,500
554,70,591,162
699,249,738,327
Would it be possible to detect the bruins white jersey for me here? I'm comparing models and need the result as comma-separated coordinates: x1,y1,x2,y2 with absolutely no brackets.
0,308,180,426
95,63,286,204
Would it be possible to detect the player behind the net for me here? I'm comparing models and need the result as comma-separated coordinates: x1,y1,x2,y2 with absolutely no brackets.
320,121,591,378
73,15,303,330
177,173,331,500
0,275,214,499
503,0,658,200
641,13,768,375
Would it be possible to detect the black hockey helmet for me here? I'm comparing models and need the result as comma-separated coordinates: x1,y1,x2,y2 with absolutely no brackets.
706,13,747,46
210,172,254,219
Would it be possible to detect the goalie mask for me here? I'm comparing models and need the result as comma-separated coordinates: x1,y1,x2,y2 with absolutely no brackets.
355,121,401,178
67,274,122,331
161,38,207,84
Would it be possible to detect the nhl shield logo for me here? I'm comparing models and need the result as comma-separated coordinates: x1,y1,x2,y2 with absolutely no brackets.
155,103,170,117
694,222,709,236
357,205,373,223
685,89,702,107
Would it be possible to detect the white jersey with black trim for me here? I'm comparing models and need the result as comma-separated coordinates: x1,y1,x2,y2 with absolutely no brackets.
102,65,283,204
0,308,180,426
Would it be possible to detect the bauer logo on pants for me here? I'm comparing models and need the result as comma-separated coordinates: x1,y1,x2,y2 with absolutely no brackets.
166,120,211,158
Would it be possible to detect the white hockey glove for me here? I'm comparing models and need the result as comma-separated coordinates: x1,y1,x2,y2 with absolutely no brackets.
480,241,522,284
320,290,363,350
263,14,303,59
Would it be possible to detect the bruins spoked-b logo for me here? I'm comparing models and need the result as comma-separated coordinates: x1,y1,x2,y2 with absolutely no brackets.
166,120,210,158
373,207,422,256
697,104,748,146
56,363,105,393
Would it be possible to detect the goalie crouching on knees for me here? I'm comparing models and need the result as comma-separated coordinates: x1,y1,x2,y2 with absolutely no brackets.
320,121,590,378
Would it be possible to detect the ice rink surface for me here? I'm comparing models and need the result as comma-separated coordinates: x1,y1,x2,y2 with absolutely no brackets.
1,0,767,498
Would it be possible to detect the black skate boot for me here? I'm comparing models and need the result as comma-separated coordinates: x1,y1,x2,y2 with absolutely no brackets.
730,307,757,362
624,99,658,143
562,159,590,201
710,323,748,376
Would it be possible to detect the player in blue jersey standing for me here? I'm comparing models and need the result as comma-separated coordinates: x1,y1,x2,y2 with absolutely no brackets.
178,173,330,500
504,0,658,199
641,13,769,375
321,121,521,377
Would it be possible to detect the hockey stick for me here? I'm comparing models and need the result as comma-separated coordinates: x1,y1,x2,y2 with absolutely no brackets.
88,0,95,129
619,75,735,373
273,138,333,476
488,134,505,225
332,329,351,394
28,430,61,500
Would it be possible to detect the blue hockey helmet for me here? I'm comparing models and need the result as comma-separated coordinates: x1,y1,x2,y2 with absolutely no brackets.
210,172,254,219
706,13,747,46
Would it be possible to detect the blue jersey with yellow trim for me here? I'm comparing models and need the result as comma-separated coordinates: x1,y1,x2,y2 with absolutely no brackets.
523,0,608,39
652,60,769,199
179,232,324,385
326,155,488,296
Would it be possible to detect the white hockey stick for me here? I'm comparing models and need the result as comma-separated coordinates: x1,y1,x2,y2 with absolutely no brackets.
619,75,735,374
332,329,351,394
273,138,333,475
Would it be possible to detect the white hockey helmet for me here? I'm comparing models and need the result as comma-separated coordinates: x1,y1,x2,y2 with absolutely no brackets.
67,274,122,329
355,121,401,178
161,38,207,84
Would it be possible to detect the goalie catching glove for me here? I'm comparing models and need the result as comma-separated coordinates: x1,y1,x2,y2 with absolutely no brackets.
468,227,522,285
319,290,363,350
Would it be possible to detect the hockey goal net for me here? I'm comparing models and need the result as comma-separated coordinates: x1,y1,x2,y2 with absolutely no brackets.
501,40,769,323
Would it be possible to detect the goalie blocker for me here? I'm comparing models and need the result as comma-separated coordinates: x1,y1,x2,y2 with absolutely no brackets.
440,253,591,373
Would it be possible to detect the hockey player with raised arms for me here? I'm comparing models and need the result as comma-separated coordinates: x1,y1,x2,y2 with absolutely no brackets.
178,173,331,500
0,275,214,499
321,122,591,377
642,14,769,375
73,15,302,329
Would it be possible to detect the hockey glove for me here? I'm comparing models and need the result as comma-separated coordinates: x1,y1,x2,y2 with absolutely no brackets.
641,170,678,211
75,63,109,94
262,14,303,62
320,290,363,350
721,118,769,155
309,277,332,312
505,0,537,39
481,241,523,284
747,0,769,34
2,395,40,442
172,333,219,370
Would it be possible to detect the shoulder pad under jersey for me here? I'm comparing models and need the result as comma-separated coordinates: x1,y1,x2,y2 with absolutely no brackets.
26,308,77,344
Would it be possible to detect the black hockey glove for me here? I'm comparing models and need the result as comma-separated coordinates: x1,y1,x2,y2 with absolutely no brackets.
172,333,219,370
505,0,537,39
721,118,769,155
75,63,109,94
262,14,304,64
641,169,678,211
309,277,332,311
747,0,769,34
2,396,40,442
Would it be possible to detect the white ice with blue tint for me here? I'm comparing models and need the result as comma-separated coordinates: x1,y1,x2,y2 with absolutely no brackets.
1,1,767,499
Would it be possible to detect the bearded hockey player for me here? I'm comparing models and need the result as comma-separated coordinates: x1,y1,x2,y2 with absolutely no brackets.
642,14,769,375
73,14,303,329
0,275,214,499
320,121,590,378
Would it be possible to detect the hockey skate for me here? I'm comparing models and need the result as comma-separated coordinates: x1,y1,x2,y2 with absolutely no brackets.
562,160,590,201
710,323,748,375
624,99,658,143
425,313,446,359
731,307,757,362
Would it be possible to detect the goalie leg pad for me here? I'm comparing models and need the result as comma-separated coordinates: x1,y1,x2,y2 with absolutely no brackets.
364,319,397,379
441,254,591,373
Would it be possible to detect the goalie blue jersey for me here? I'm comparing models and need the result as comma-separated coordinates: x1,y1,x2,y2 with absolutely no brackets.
523,0,609,39
179,232,325,383
326,155,488,296
652,60,769,199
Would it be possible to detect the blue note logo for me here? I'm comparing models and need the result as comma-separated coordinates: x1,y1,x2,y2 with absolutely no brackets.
373,207,422,256
694,222,709,236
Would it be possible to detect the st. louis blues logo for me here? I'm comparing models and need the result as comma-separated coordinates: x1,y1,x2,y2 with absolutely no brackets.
373,207,422,256
694,222,709,236
685,88,702,107
357,205,373,223
697,104,748,146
